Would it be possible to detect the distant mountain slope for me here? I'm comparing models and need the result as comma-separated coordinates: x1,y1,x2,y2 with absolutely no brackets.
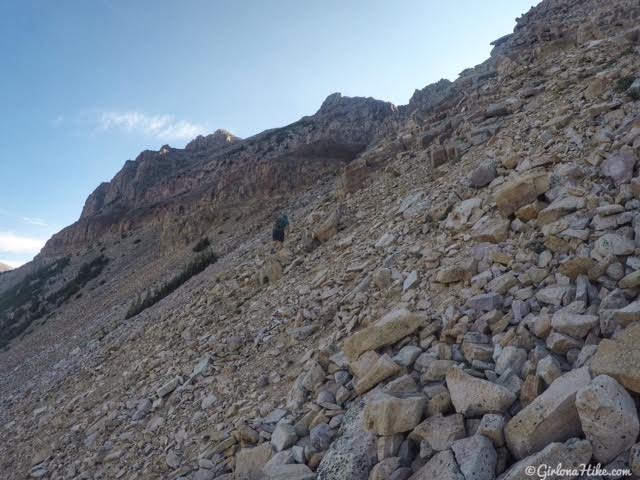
0,263,12,273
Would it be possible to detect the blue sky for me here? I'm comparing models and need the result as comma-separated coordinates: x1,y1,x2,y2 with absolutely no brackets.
0,0,539,267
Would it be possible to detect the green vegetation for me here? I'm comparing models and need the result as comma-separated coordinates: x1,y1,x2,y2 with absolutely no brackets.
47,255,109,305
126,250,218,319
0,255,110,349
192,237,211,252
0,257,70,348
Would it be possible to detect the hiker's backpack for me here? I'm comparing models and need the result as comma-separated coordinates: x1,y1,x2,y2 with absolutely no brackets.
275,215,289,230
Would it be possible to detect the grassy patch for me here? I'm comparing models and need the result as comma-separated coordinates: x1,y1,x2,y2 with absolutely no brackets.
125,250,218,319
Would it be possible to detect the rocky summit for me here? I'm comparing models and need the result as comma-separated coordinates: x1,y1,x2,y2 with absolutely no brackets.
1,0,640,479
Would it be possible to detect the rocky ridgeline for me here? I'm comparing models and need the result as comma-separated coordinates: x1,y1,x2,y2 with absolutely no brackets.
2,0,640,479
42,94,395,256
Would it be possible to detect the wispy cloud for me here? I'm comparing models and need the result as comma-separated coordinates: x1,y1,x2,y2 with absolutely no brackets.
97,110,208,141
22,217,48,227
0,232,46,254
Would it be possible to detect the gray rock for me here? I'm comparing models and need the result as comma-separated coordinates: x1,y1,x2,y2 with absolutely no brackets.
354,353,401,395
369,457,401,480
630,443,640,476
157,377,181,397
601,147,638,185
193,468,215,480
316,400,377,480
393,345,422,367
389,468,413,480
375,233,396,249
536,286,574,307
477,414,505,447
235,443,273,480
411,413,465,451
310,423,333,451
495,347,527,376
271,423,297,452
408,450,464,480
575,374,639,463
467,293,503,312
403,271,419,291
377,434,404,461
452,435,497,480
469,163,498,188
364,395,425,435
594,233,636,257
263,464,315,480
166,449,181,468
201,394,218,409
263,450,295,470
504,368,591,459
550,311,598,338
446,368,516,416
535,356,561,385
342,309,424,361
132,398,152,421
498,438,592,480
546,331,583,355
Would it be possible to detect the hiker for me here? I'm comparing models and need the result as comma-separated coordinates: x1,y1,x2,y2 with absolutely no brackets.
272,214,289,252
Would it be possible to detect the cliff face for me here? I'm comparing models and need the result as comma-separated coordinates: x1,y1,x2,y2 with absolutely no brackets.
42,93,395,255
52,0,638,258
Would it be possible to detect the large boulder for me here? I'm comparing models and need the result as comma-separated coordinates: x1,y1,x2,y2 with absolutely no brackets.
263,464,315,480
498,438,592,480
342,309,424,360
271,423,297,452
470,215,510,243
354,354,401,395
452,435,497,480
594,233,636,257
446,368,516,416
408,450,464,480
601,147,638,185
469,162,498,189
494,171,551,217
316,400,377,480
313,205,343,243
363,394,426,435
550,312,598,338
504,368,591,459
410,413,466,451
591,323,640,393
235,442,273,480
258,257,283,284
575,375,639,463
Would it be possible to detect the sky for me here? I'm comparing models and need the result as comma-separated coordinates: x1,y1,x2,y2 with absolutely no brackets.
0,0,539,268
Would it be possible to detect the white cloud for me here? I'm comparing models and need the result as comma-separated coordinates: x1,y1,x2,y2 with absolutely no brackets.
98,110,208,141
0,232,46,254
22,217,48,227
